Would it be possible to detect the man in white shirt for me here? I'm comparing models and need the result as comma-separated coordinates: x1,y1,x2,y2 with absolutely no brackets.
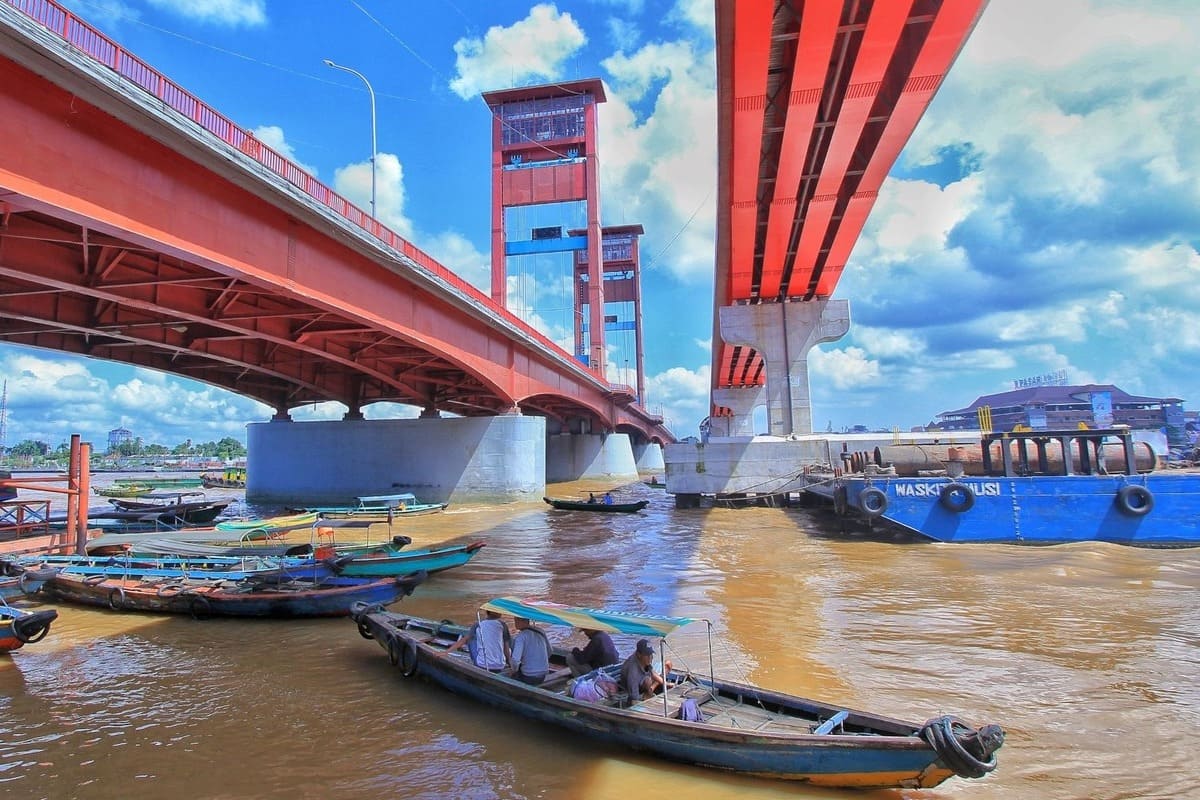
444,610,511,671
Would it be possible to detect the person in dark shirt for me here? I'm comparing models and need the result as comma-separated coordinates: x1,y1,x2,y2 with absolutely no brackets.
566,627,619,676
620,638,669,701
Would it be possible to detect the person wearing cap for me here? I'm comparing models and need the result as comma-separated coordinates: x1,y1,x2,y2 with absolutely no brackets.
509,616,551,685
620,638,671,701
443,609,511,671
566,628,619,676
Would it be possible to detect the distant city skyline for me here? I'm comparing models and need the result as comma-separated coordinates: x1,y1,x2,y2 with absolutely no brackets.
2,0,1197,448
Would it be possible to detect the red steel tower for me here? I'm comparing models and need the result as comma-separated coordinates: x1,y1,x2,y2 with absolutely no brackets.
483,79,608,378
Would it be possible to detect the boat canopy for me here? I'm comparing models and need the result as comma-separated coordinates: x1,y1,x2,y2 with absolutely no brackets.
480,597,698,637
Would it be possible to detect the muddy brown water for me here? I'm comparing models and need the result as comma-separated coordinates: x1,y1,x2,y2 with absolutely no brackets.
2,476,1197,799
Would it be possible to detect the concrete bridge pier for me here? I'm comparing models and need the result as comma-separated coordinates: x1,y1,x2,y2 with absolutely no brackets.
708,386,763,437
246,415,546,506
545,432,639,482
717,299,850,436
633,440,665,473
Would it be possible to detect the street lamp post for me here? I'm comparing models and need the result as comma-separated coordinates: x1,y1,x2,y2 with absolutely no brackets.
323,59,377,219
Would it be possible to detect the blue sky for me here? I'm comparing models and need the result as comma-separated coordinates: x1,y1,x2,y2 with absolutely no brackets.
2,0,1198,450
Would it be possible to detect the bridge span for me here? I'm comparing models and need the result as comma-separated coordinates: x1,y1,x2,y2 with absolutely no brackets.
668,0,989,503
0,1,669,503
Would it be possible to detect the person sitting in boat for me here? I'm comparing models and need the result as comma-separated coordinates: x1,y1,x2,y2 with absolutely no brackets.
587,493,597,504
509,616,551,686
602,492,614,505
566,628,619,676
621,639,671,701
443,610,511,671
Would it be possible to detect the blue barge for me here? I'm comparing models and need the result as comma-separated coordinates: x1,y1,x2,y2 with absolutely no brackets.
808,428,1199,546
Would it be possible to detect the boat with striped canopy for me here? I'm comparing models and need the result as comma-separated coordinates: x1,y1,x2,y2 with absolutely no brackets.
351,598,1004,788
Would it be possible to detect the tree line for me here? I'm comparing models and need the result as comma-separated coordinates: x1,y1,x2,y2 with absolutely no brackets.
3,437,247,463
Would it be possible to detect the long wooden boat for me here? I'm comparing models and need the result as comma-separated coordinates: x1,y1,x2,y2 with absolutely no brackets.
350,598,1004,788
0,564,58,600
22,539,482,583
0,605,58,653
44,570,426,618
543,496,649,513
334,540,485,577
295,493,447,520
105,492,232,526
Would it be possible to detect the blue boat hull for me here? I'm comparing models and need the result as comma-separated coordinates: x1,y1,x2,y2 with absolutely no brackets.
44,572,425,618
828,474,1200,545
351,611,1002,788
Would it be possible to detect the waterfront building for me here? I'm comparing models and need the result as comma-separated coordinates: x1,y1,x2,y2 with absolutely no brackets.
935,384,1185,440
106,427,133,452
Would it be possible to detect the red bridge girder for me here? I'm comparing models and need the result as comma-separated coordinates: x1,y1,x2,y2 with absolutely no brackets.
713,0,987,402
0,4,670,444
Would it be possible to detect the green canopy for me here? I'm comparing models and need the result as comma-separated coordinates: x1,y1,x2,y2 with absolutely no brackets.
480,597,697,637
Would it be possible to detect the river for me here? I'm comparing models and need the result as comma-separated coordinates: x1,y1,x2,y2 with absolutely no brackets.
1,477,1197,799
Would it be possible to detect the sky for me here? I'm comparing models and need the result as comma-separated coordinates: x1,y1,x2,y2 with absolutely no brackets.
1,0,1198,450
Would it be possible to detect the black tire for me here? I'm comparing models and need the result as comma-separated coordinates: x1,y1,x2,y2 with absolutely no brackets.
357,619,375,640
939,483,976,513
187,593,212,620
83,573,108,587
859,487,888,518
108,586,127,611
1115,485,1153,517
156,583,186,598
387,634,402,667
398,638,420,678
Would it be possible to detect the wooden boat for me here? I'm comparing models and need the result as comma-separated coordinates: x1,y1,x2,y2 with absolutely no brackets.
543,496,649,513
0,604,58,654
112,476,205,490
0,563,58,600
200,467,246,489
25,538,481,583
334,540,485,577
82,518,388,558
295,493,447,520
93,483,153,498
350,598,1004,788
43,570,426,618
106,492,232,526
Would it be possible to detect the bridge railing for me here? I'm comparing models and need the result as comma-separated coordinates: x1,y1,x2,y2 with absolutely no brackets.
3,0,628,393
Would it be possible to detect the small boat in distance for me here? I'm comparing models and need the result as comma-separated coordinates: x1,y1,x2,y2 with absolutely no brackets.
200,467,246,489
106,492,232,527
295,493,447,520
543,496,649,513
351,598,1004,788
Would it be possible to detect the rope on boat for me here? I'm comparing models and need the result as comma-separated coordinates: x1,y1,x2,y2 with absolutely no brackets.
919,715,1005,779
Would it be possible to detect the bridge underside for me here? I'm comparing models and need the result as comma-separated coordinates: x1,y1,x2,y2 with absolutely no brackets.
0,15,670,445
712,0,987,433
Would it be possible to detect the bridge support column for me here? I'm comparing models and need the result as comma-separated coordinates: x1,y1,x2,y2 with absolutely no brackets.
546,433,638,482
246,415,545,505
632,440,665,473
709,387,763,438
718,299,849,436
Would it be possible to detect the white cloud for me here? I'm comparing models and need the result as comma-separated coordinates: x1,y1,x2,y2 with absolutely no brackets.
598,38,718,282
645,363,709,436
449,4,587,99
251,126,318,177
333,152,411,238
145,0,266,27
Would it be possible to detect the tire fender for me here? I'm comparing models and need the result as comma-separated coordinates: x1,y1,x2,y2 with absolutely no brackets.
859,487,888,518
938,483,976,513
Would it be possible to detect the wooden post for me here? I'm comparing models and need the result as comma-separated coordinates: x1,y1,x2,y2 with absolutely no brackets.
67,434,80,552
78,441,91,553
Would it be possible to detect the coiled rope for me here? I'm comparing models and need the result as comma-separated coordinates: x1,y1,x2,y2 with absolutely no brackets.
919,715,1005,779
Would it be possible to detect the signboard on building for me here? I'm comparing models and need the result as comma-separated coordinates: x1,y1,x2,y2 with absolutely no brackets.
1090,391,1114,428
1012,369,1068,390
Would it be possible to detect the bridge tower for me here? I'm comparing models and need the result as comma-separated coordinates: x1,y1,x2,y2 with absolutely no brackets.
483,79,609,379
